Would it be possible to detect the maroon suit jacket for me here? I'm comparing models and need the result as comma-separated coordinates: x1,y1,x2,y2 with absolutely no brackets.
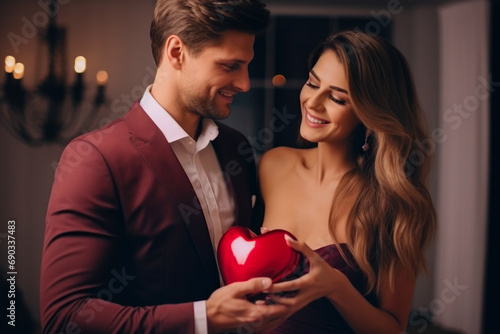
40,102,259,333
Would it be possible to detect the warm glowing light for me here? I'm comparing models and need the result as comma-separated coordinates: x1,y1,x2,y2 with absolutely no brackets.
74,56,86,73
5,56,16,73
13,63,24,80
96,70,108,85
272,74,286,87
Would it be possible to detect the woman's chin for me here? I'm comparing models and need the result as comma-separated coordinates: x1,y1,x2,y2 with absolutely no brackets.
299,128,321,144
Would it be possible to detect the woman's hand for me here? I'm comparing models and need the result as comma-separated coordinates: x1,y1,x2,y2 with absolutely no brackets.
260,227,415,333
266,235,349,311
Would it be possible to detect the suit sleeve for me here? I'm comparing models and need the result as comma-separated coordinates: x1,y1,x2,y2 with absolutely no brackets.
40,139,195,334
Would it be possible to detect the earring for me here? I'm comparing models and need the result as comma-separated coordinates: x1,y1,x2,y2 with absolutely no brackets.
362,136,369,152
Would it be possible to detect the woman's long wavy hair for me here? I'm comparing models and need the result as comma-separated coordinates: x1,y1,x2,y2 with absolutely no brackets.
309,31,436,295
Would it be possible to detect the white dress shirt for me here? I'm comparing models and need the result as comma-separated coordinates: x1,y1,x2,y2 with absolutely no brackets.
140,85,235,334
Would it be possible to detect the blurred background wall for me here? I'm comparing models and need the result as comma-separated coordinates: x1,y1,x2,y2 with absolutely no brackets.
0,0,497,333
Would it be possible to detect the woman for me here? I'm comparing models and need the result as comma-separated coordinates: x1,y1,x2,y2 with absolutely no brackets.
259,31,436,333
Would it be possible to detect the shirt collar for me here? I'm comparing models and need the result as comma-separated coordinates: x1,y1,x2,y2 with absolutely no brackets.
140,84,219,147
197,117,219,152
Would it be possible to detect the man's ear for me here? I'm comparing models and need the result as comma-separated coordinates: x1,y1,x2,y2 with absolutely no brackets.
163,35,184,70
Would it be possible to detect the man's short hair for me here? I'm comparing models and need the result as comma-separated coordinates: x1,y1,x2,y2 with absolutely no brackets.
150,0,270,66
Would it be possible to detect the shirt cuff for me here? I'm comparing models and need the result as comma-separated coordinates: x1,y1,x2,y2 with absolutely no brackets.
194,300,208,334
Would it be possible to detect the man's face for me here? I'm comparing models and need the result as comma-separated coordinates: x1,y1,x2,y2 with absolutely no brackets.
179,30,255,120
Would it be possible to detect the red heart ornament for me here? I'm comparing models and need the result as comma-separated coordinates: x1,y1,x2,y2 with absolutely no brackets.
217,226,301,285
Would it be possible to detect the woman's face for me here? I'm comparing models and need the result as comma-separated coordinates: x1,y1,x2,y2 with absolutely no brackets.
299,50,361,144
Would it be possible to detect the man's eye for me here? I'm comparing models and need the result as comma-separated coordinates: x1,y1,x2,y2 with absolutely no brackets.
223,64,239,71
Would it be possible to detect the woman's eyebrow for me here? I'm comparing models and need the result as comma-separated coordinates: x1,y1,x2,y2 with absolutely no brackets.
310,69,348,95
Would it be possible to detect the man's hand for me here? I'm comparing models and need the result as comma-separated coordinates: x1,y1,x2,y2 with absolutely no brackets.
206,277,289,333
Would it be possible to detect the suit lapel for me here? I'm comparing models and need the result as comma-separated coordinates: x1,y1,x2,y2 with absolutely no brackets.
211,125,252,229
124,102,220,288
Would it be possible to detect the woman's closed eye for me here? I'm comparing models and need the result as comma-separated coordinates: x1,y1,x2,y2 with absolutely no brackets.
306,81,346,105
330,95,346,105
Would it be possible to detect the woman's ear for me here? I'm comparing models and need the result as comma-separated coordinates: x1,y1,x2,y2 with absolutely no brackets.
163,35,184,70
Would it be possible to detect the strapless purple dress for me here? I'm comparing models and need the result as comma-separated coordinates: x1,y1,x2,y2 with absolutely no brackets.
267,244,378,334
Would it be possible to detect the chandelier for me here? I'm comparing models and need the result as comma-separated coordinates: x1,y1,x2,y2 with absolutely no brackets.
0,0,108,146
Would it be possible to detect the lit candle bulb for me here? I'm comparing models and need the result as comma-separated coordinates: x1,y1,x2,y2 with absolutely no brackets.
73,56,86,105
74,56,86,73
5,56,15,73
96,70,108,86
95,70,108,105
13,63,25,80
4,56,16,89
10,62,25,104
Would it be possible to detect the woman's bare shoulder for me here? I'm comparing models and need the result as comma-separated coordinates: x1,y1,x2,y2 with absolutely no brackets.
259,147,306,171
259,146,313,184
259,147,305,198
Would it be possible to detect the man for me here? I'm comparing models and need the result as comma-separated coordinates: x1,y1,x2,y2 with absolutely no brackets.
40,1,288,333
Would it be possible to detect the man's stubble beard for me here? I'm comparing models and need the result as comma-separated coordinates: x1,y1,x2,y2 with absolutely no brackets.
184,93,231,120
